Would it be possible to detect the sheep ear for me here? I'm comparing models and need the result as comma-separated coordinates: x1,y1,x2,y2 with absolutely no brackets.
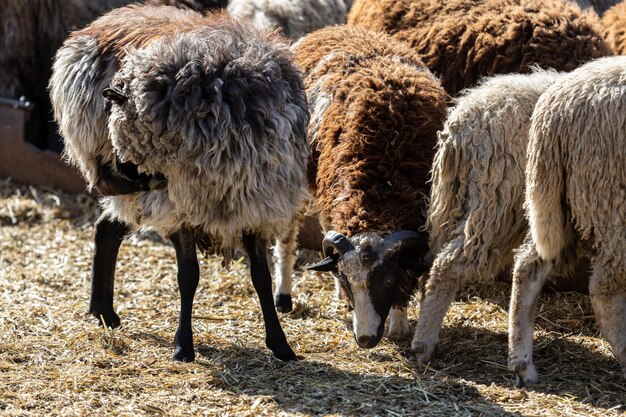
306,256,337,272
399,255,431,278
103,87,127,104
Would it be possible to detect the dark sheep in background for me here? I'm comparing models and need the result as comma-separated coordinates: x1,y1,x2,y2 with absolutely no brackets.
0,0,226,153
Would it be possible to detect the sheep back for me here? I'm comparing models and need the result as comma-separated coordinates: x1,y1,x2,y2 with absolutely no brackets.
348,0,612,95
526,56,626,266
51,5,310,245
293,25,448,235
427,70,562,275
602,1,626,55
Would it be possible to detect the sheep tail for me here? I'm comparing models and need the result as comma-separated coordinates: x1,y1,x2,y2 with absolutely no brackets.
525,101,567,262
426,129,468,251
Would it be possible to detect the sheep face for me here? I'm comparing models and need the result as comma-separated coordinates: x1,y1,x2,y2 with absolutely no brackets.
309,231,429,348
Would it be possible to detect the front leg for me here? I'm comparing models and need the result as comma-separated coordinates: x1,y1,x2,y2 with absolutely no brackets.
170,227,200,362
243,232,297,361
388,307,410,339
89,214,129,328
508,242,552,387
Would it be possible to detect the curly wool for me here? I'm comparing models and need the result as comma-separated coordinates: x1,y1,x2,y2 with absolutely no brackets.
227,0,352,39
602,1,626,54
526,56,626,292
348,0,611,95
50,5,309,247
427,69,562,283
293,25,448,236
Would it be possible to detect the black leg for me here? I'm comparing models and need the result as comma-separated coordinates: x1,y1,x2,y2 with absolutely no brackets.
89,214,129,329
242,232,297,361
170,227,200,362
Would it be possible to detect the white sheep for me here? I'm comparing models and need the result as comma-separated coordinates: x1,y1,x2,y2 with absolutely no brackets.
227,0,352,39
411,69,564,364
49,5,309,362
509,55,626,386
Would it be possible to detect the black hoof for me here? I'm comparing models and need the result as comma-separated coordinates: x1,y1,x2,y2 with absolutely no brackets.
275,293,293,313
267,338,298,361
173,345,195,362
90,308,121,329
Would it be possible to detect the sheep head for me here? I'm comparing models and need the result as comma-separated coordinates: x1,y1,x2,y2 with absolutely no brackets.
308,230,430,349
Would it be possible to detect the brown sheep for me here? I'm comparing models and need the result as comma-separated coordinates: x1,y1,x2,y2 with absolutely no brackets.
277,25,448,349
602,0,626,54
348,0,611,95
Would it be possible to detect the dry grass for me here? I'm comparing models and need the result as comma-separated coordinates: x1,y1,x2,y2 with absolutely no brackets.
0,179,624,416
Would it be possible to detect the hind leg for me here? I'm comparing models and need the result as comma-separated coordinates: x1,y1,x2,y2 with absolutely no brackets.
588,259,626,377
507,242,553,387
273,217,301,313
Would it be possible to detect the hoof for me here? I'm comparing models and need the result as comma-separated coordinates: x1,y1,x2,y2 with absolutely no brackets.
411,340,436,365
509,360,539,387
173,345,195,362
90,308,121,329
275,293,293,313
267,339,298,361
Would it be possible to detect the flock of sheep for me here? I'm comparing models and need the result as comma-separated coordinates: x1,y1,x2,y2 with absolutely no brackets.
2,0,625,388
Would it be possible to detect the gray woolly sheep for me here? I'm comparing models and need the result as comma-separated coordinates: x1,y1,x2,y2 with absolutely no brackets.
276,25,447,349
49,5,309,362
411,70,564,365
348,0,611,96
509,55,626,386
227,0,352,39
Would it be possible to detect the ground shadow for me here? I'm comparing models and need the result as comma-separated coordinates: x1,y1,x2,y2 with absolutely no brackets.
398,324,625,412
194,344,518,417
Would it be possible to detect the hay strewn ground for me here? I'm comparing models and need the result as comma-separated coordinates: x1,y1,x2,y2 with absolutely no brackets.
0,179,624,416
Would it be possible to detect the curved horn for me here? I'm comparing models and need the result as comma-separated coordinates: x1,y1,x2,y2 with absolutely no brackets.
384,230,428,252
322,230,355,258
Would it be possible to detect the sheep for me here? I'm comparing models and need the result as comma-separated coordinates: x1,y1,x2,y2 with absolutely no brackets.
49,5,309,362
602,1,626,54
277,25,447,349
348,0,611,96
509,55,626,386
410,69,568,364
227,0,352,39
147,0,227,9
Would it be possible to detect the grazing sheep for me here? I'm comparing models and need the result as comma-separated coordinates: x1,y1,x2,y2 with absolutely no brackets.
411,69,564,364
279,25,447,348
348,0,611,95
227,0,352,39
602,1,626,54
509,56,626,386
49,5,309,361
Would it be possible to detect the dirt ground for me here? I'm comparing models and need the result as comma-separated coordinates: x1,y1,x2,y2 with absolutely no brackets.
0,180,624,416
